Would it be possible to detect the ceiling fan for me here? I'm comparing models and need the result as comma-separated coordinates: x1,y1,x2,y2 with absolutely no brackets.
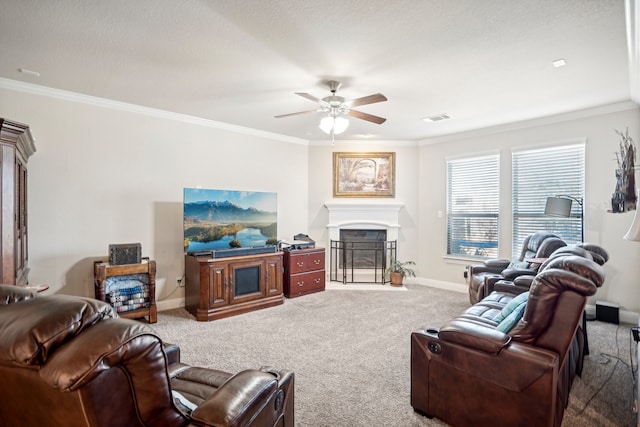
275,80,388,129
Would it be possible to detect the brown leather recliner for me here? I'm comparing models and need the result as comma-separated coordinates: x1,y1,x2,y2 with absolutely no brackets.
494,242,610,295
493,242,610,358
467,231,566,304
0,285,294,427
412,254,605,427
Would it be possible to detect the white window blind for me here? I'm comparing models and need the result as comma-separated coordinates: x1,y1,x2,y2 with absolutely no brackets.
446,154,500,258
512,143,585,255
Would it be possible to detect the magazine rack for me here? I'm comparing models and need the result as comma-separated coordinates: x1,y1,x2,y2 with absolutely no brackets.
94,259,157,323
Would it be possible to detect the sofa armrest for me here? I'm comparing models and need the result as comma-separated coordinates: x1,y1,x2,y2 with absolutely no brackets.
436,319,511,354
260,366,295,427
485,258,511,269
501,267,537,280
190,370,279,427
493,277,533,295
469,259,510,275
412,328,559,392
41,318,187,426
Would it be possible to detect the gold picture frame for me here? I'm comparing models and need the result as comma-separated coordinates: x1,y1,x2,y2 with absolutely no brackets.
333,152,395,198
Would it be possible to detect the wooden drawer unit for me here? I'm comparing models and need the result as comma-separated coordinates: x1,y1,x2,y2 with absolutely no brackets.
283,247,325,298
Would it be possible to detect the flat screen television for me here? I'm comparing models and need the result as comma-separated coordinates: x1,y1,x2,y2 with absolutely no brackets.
183,188,277,254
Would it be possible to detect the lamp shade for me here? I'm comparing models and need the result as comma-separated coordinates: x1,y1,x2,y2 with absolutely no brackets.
333,116,349,134
319,116,334,134
544,196,573,217
624,208,640,241
319,116,349,135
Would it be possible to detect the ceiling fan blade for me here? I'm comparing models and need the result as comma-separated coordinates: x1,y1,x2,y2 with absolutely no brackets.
295,92,321,103
348,109,387,124
347,93,387,108
274,109,319,119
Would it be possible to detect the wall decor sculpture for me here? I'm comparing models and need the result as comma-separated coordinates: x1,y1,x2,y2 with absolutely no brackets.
611,128,637,213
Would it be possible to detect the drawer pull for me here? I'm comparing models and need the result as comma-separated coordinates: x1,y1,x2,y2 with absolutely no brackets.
297,281,305,287
313,259,321,265
296,262,304,267
314,278,321,284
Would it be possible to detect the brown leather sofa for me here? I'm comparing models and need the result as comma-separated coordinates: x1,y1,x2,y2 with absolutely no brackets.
467,231,566,304
412,251,606,427
0,285,294,427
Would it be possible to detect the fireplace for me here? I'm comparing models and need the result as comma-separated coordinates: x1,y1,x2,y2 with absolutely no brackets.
339,229,387,269
325,201,403,283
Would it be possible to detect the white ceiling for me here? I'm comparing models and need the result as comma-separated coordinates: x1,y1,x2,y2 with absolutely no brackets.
0,0,633,141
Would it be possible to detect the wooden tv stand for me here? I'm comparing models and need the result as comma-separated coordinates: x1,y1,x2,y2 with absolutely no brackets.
184,251,283,321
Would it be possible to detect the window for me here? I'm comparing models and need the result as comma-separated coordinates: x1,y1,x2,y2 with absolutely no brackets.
512,142,585,254
446,154,500,258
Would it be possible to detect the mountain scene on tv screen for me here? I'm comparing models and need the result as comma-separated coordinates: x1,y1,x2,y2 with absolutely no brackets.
184,200,277,252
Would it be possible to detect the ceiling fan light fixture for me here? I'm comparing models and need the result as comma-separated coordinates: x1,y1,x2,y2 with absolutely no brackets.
319,116,349,135
319,116,334,133
333,116,349,134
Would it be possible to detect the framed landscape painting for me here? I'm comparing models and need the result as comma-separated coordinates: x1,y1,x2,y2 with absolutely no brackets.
183,188,277,253
333,152,395,198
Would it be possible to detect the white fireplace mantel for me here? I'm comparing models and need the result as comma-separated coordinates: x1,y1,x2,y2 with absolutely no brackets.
324,201,404,243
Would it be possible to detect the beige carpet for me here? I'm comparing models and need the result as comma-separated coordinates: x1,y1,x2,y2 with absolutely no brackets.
152,284,637,426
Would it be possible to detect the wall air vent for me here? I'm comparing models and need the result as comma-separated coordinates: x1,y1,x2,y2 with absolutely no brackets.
422,114,450,122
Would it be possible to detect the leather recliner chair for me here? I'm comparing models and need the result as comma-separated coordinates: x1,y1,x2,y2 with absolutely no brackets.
494,242,610,295
467,231,566,304
0,285,294,427
493,242,610,357
412,253,606,427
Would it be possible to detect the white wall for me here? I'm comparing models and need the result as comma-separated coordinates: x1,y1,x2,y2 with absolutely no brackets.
3,81,640,316
419,102,640,313
0,85,310,309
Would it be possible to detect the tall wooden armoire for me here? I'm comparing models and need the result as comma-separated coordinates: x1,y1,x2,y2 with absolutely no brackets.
0,119,36,285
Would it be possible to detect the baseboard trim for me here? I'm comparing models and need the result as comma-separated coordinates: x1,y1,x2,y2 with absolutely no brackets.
410,277,468,294
156,297,184,312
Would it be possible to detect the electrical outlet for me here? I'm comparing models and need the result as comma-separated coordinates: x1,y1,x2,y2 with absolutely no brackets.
177,277,184,287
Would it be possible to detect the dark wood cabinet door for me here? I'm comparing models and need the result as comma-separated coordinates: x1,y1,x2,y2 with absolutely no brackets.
265,256,283,296
208,264,229,307
0,119,35,285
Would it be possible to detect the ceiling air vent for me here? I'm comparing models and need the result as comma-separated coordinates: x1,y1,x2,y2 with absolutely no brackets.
422,114,450,123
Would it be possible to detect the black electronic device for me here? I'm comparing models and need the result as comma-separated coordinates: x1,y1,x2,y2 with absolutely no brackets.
188,246,276,258
280,234,315,251
596,300,619,324
109,243,142,265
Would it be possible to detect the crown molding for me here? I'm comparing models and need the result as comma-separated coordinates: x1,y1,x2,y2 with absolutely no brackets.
0,78,309,145
419,100,639,145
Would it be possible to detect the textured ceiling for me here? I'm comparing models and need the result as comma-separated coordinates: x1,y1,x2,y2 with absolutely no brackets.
0,0,632,141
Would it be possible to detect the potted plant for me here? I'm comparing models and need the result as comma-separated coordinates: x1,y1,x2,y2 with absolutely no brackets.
385,259,416,286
